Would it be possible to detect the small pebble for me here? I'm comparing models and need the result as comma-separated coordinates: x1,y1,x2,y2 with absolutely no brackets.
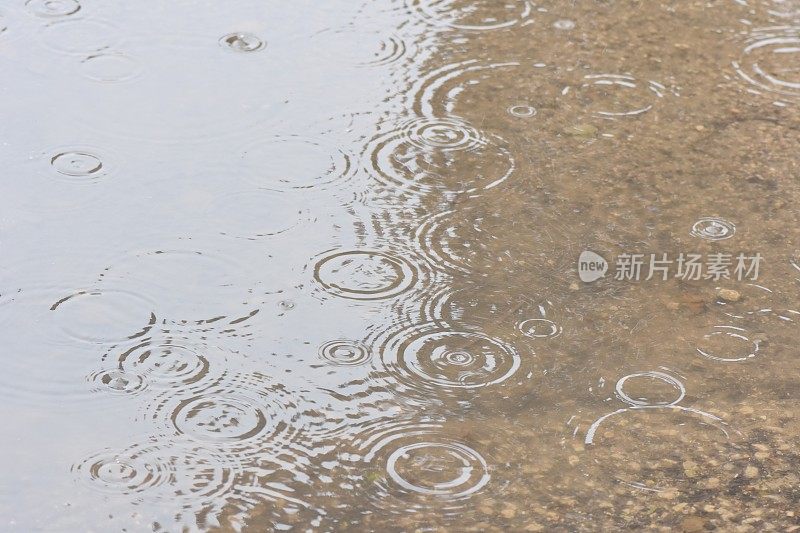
717,288,741,303
745,465,760,479
681,516,706,532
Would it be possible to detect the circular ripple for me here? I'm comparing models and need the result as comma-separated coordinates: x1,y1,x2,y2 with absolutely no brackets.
690,216,736,241
517,318,562,339
50,150,103,177
173,395,268,444
312,27,411,67
573,74,665,118
81,52,142,83
241,136,356,190
696,325,761,362
41,19,120,54
320,340,371,366
88,369,147,395
116,339,210,388
196,189,311,240
74,445,170,496
219,32,265,52
735,0,800,22
366,117,514,194
387,441,490,498
580,406,739,492
25,0,80,17
50,289,155,345
410,60,521,117
379,324,522,391
73,441,240,504
389,116,485,151
414,206,570,276
407,0,533,31
507,104,537,117
734,26,800,104
99,248,252,323
67,32,286,144
312,249,419,301
615,371,685,407
142,373,309,458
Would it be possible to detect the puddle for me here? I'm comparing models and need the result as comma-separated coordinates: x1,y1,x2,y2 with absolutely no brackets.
2,0,800,531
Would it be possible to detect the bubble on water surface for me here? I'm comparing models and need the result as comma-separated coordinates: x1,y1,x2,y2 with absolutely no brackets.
733,26,800,104
50,150,103,178
386,440,490,498
241,136,356,190
219,32,265,52
41,19,120,54
25,0,80,17
366,117,514,194
690,217,736,240
81,52,142,83
614,371,685,407
320,339,371,366
407,0,533,31
50,289,156,345
377,323,522,392
696,325,761,362
311,249,419,301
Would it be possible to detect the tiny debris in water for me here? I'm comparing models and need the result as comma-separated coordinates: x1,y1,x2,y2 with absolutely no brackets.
563,124,598,137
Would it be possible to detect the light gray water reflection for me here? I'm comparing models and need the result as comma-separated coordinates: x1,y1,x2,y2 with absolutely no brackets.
2,0,800,531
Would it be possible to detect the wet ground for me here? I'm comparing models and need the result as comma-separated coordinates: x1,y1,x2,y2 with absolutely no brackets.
2,0,800,531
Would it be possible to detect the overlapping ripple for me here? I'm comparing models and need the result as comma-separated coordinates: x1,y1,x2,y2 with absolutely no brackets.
734,26,800,104
406,0,533,31
140,372,323,461
366,116,514,195
73,440,241,507
375,323,522,393
310,248,420,301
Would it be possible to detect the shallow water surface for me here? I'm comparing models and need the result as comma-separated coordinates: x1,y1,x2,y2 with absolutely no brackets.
2,0,800,531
